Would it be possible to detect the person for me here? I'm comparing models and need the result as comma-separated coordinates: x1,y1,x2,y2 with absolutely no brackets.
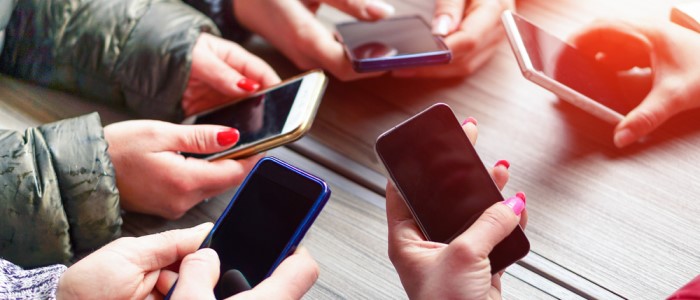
0,0,279,120
0,223,320,299
570,19,700,148
0,0,276,267
185,0,514,80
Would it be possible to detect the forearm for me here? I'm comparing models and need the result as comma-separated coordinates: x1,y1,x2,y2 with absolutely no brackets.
0,113,121,268
0,258,66,300
184,0,253,42
0,0,217,121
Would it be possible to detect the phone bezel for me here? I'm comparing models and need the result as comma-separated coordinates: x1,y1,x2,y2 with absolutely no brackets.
181,70,328,160
336,15,453,72
501,10,624,124
203,156,331,286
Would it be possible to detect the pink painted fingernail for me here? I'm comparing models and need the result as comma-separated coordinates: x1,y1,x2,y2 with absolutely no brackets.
494,159,510,169
217,128,240,146
516,192,527,204
432,14,453,36
502,194,526,216
236,78,260,92
461,117,478,126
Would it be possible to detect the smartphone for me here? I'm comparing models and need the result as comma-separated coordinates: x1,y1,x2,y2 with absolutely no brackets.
166,157,331,299
502,10,642,123
375,103,530,274
335,15,452,72
182,70,327,160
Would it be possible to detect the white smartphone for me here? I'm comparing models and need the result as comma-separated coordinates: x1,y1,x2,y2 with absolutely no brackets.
182,70,327,160
502,10,641,123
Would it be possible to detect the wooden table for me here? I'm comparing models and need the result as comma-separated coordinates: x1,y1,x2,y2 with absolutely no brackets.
2,0,699,298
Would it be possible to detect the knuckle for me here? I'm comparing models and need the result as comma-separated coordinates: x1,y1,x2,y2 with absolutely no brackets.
448,240,482,263
187,128,211,154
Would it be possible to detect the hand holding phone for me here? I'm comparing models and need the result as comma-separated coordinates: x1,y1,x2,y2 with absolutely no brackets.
182,70,327,160
375,103,529,273
336,16,452,72
165,157,331,299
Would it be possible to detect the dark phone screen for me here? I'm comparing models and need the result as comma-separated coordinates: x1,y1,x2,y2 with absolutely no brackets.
513,14,639,115
205,160,323,298
337,16,448,60
188,80,302,158
376,104,529,273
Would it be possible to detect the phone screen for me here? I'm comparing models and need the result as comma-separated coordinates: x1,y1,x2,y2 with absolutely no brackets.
376,104,529,273
188,79,303,158
204,158,326,298
512,14,638,115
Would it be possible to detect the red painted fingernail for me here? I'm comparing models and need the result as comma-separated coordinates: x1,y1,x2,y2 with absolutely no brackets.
236,78,260,92
461,117,478,126
502,195,526,216
216,128,240,146
494,159,510,169
516,192,526,203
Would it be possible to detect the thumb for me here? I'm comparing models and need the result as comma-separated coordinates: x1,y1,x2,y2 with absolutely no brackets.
165,124,240,154
450,194,525,258
613,84,683,148
169,248,220,300
321,0,395,20
432,0,465,36
233,247,319,299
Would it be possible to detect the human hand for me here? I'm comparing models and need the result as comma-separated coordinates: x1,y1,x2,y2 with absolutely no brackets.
105,120,262,219
386,119,527,299
571,20,700,148
392,0,514,78
234,0,395,81
183,32,280,116
56,223,213,299
157,247,319,299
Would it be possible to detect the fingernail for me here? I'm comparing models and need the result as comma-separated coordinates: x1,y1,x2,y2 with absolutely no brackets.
392,69,417,77
367,0,395,18
494,159,510,169
461,117,478,126
432,14,453,36
194,222,214,233
516,192,527,203
613,128,636,148
502,194,526,216
217,128,240,146
237,78,260,92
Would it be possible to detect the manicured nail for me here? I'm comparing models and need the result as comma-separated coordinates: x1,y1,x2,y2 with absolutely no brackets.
432,14,453,36
494,159,510,169
515,192,526,203
217,128,240,146
461,117,478,126
367,0,395,18
237,78,260,92
502,194,526,216
613,128,636,148
194,222,214,233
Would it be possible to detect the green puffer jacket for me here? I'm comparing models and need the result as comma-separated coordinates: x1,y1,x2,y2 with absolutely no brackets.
0,0,221,268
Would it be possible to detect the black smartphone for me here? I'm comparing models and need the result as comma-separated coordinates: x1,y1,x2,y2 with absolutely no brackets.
375,103,530,274
166,157,331,299
335,15,452,72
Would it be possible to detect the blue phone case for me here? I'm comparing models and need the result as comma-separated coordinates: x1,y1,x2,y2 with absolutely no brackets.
166,156,330,298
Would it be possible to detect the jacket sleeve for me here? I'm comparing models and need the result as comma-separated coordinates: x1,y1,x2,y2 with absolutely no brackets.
0,113,121,268
0,258,66,300
184,0,252,42
0,0,220,122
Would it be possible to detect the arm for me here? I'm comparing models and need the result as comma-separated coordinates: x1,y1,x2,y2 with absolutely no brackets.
0,113,121,268
0,258,67,299
0,0,218,121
